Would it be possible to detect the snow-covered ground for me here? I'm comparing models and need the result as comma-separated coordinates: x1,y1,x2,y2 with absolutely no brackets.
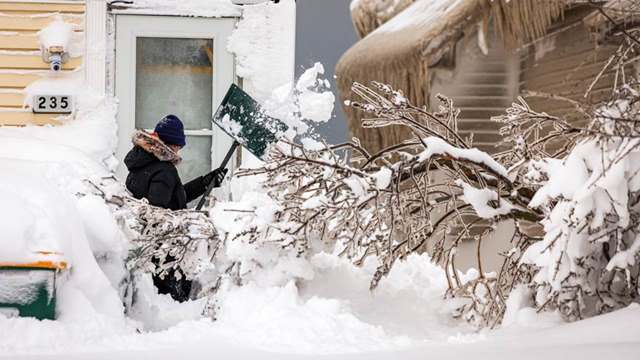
2,248,639,359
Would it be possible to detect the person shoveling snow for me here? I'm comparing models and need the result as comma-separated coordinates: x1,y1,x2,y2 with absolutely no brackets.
124,114,227,302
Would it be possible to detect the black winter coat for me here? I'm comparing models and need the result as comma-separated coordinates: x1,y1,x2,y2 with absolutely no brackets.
124,133,208,210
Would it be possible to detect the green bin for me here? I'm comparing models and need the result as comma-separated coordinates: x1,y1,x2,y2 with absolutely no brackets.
0,259,66,320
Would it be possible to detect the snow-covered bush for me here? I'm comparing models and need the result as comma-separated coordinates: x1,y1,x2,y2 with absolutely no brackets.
80,178,221,311
231,81,545,327
225,73,640,327
521,88,640,320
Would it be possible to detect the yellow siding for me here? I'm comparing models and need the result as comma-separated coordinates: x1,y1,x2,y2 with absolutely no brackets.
0,14,83,31
0,1,84,126
0,2,84,13
0,111,62,126
0,55,82,70
0,73,42,88
0,92,24,107
0,34,40,50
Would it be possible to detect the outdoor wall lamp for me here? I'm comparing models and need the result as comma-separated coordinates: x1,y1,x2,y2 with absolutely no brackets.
42,46,69,72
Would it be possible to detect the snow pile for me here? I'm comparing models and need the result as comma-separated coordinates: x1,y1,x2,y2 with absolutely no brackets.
227,0,296,102
76,194,129,292
0,160,125,320
128,274,208,331
212,186,314,287
0,74,119,171
0,18,126,318
0,251,472,356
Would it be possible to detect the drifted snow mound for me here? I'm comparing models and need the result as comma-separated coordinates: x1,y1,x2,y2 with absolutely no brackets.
128,273,208,332
0,160,124,320
2,75,119,171
208,253,471,354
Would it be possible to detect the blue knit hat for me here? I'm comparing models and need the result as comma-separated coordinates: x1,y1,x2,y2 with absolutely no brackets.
155,115,186,147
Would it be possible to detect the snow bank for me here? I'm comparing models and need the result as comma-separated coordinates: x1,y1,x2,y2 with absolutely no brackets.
0,160,124,320
128,274,208,331
0,60,126,322
212,281,410,353
1,75,119,171
4,253,638,358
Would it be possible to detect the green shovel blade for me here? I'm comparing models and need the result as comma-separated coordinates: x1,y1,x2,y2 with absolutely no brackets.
213,84,288,160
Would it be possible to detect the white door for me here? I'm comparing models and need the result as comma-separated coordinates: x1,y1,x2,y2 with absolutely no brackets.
115,15,237,192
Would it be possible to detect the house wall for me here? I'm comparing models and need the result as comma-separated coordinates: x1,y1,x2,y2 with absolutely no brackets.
0,0,85,126
521,7,624,127
426,8,631,271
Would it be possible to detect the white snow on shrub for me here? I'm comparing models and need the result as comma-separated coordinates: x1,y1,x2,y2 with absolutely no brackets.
418,137,509,179
457,180,514,219
372,166,393,189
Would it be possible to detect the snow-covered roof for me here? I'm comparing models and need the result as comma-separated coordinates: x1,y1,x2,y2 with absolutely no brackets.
349,0,416,38
371,0,463,35
109,0,242,17
336,0,566,152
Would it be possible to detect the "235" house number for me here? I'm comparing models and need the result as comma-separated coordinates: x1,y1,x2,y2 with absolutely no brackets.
32,95,73,114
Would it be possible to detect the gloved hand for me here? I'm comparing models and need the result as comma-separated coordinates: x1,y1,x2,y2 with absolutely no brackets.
203,168,228,188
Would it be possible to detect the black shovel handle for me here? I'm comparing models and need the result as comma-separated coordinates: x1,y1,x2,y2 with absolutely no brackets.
196,141,240,211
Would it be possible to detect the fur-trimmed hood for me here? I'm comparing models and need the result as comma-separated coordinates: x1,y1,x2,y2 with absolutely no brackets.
128,130,181,165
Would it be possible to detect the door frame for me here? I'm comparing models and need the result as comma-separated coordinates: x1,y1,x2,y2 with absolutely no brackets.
114,15,237,181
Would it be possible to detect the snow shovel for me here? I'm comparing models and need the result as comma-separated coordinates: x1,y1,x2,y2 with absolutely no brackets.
195,84,288,210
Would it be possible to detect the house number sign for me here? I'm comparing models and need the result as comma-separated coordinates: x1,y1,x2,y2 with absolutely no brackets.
32,95,73,114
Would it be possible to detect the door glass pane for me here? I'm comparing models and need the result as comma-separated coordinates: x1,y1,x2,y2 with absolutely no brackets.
135,37,214,180
179,135,212,182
